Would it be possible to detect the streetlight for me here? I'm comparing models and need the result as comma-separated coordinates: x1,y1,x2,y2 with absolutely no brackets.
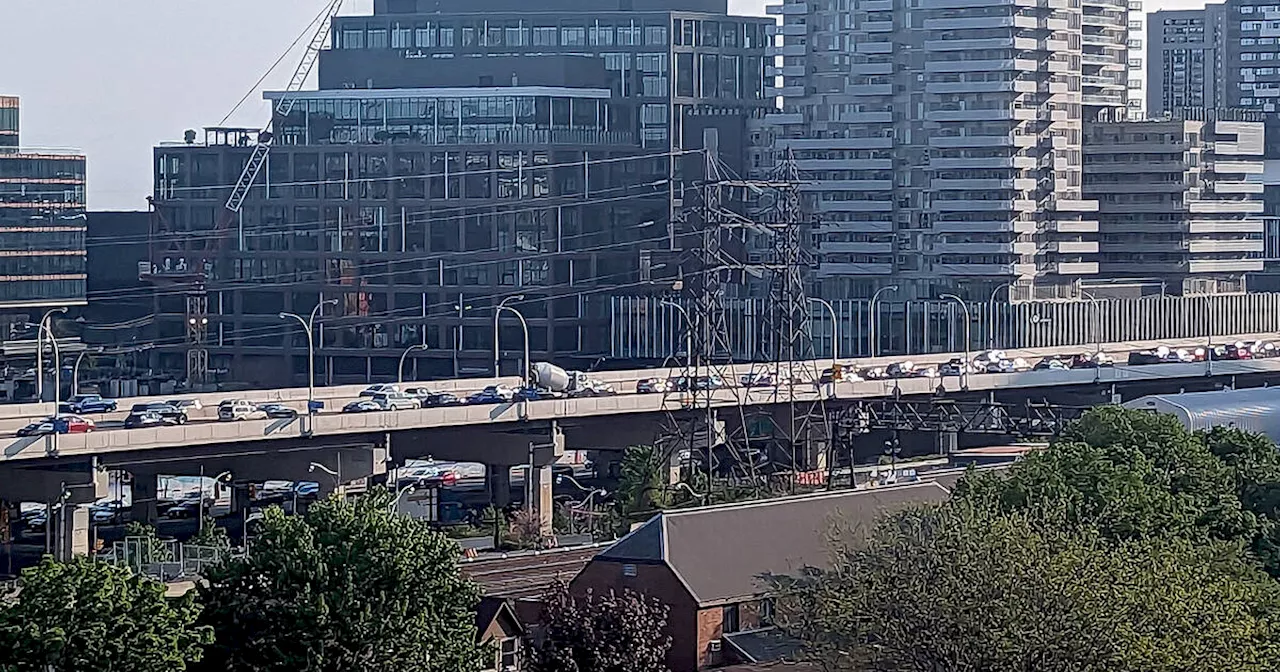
659,300,694,368
492,295,526,378
1080,291,1103,382
452,303,473,379
673,481,707,506
35,307,67,403
988,282,1011,349
199,469,232,535
308,460,341,494
939,294,971,391
391,484,417,510
809,298,839,368
398,343,429,384
868,285,898,358
494,300,531,386
72,346,104,396
279,298,338,416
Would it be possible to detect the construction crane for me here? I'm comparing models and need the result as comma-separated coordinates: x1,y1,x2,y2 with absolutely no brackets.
178,0,345,386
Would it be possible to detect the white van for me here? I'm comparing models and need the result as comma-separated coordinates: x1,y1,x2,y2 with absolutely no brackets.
218,399,266,421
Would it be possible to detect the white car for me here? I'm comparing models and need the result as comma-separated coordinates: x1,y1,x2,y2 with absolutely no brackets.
218,399,267,421
360,383,400,398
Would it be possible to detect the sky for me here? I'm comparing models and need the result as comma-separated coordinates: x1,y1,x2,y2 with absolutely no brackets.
1,0,1207,211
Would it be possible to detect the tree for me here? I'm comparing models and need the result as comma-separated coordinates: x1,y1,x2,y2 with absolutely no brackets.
770,503,1280,672
526,581,671,672
0,556,210,672
957,406,1280,572
194,491,489,672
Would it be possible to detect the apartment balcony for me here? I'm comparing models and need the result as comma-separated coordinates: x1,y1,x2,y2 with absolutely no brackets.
836,111,893,123
764,113,804,126
849,62,893,75
795,159,893,172
1087,181,1185,193
1044,241,1100,254
822,219,894,233
1045,38,1069,51
1044,17,1069,30
816,200,894,213
778,23,809,36
800,179,893,191
933,199,1029,212
925,37,1038,52
778,136,893,150
816,262,894,275
821,241,894,254
933,218,1037,234
930,177,1037,190
930,242,1019,255
925,80,1037,95
927,108,1017,122
860,0,894,10
765,85,806,97
934,262,1036,276
767,2,809,14
1210,161,1265,174
928,135,1015,149
1049,261,1100,275
1188,200,1264,214
1047,197,1098,212
864,20,894,31
766,44,807,57
1087,142,1185,154
926,58,1039,73
1210,182,1265,195
1187,259,1265,273
766,64,806,78
1188,220,1265,234
927,156,1037,170
1085,160,1186,172
1186,239,1266,254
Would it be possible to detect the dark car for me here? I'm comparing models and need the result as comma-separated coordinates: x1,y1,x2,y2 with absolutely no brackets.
64,394,118,414
127,402,188,425
124,410,179,429
513,387,558,402
258,403,299,419
16,420,54,437
343,399,381,413
423,392,461,407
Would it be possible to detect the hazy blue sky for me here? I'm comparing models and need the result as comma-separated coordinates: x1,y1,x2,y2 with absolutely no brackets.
1,0,1203,211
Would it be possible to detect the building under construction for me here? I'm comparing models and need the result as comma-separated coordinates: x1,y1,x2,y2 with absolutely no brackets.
146,0,770,388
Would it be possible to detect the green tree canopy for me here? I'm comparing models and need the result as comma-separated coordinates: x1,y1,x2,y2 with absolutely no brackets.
771,503,1280,672
0,556,210,672
526,581,671,672
194,491,488,672
958,406,1280,574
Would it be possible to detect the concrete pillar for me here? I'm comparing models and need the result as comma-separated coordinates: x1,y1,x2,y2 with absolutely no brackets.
231,484,253,515
935,430,958,455
129,473,160,524
57,505,90,561
529,464,554,537
489,465,512,509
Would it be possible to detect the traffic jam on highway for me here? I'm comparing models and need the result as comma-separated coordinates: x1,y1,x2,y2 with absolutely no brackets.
10,339,1279,438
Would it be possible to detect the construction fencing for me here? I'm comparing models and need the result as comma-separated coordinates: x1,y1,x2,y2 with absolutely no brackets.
610,293,1280,361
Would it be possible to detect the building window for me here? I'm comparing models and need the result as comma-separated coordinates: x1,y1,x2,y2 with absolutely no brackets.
759,597,775,625
367,28,389,49
562,26,586,46
722,604,740,634
623,563,637,576
392,25,413,48
500,637,520,671
645,24,667,45
533,26,557,46
341,29,364,49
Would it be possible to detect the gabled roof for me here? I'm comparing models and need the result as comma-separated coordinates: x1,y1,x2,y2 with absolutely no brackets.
476,596,526,640
596,481,950,605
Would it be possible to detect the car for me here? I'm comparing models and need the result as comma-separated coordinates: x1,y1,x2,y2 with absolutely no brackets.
16,420,54,437
740,372,776,388
986,357,1031,374
1226,341,1254,360
343,399,382,413
939,358,970,376
1127,349,1164,365
123,410,177,429
636,378,668,394
467,385,516,405
692,375,725,391
218,399,267,421
1071,352,1114,369
1250,340,1279,358
360,383,399,398
167,398,203,412
372,391,419,411
64,394,117,414
1034,356,1071,371
89,501,123,525
127,402,188,425
569,378,616,397
513,386,556,402
258,403,299,419
53,415,96,434
423,391,462,407
161,500,200,519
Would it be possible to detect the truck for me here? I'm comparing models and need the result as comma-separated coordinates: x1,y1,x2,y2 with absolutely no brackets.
528,362,617,398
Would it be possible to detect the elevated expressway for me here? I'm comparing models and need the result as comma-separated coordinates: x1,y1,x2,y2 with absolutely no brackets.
7,331,1280,557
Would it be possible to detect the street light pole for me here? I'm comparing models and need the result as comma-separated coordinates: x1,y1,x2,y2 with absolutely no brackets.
72,347,104,396
492,296,525,377
35,307,67,403
1081,291,1103,383
940,294,971,391
988,283,1011,349
398,343,429,384
659,300,694,367
279,299,337,417
809,298,839,366
495,304,531,386
868,285,898,358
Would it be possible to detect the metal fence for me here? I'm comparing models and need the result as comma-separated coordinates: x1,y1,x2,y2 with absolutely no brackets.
99,536,237,582
610,293,1280,361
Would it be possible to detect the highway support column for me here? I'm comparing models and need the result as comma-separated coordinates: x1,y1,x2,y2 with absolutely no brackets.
128,471,160,525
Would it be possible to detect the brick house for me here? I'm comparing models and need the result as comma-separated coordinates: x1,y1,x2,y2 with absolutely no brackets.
476,597,526,672
570,482,951,671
